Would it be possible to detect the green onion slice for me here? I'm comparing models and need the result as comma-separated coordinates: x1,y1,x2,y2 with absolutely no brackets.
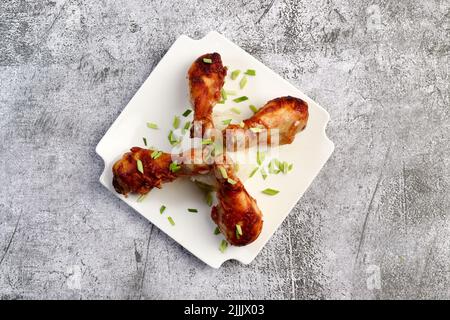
236,224,243,237
151,150,162,159
167,216,175,226
160,205,166,214
239,76,248,89
233,96,248,103
147,122,158,129
257,151,265,166
282,161,289,174
231,70,241,80
182,109,192,117
227,178,237,185
260,167,267,180
136,159,144,173
218,166,228,179
214,227,221,235
202,138,213,145
249,105,258,113
142,137,147,146
221,88,227,100
187,208,198,213
249,167,259,178
231,107,241,114
222,119,232,125
262,188,279,196
169,161,181,172
244,69,256,76
173,116,180,129
203,58,212,64
219,240,228,253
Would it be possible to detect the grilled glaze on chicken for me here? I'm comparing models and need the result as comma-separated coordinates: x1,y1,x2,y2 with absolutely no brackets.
211,158,263,246
188,53,227,137
223,96,309,150
112,147,209,196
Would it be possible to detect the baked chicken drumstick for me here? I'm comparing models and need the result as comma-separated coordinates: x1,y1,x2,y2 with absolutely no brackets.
211,158,263,246
112,147,209,196
223,96,308,150
188,52,227,137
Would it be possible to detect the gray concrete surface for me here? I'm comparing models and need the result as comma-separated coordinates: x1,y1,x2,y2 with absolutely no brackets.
0,0,449,300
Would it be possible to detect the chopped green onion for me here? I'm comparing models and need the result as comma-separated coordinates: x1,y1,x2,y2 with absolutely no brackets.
182,121,191,134
222,119,232,125
249,167,259,178
231,107,241,114
239,121,245,128
205,192,213,207
225,90,237,96
136,159,144,173
262,188,279,196
244,69,256,76
142,137,147,146
231,70,241,80
203,58,212,64
202,138,213,145
217,100,225,104
260,167,267,180
282,161,289,174
137,194,147,202
268,160,276,174
167,216,175,226
236,224,243,238
147,122,158,129
257,151,265,166
187,208,198,213
249,105,258,113
239,76,248,89
214,227,221,235
288,163,294,171
169,161,181,172
250,127,263,133
274,159,282,169
219,240,228,253
168,130,180,146
173,116,180,129
168,130,174,142
160,205,166,214
221,88,227,100
233,96,249,103
151,150,162,159
219,166,228,179
227,178,237,185
182,109,192,117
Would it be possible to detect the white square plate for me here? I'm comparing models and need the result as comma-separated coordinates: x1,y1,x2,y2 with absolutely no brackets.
96,31,334,268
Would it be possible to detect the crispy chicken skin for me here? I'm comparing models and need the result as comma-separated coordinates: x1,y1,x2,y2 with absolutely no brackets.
223,96,308,150
211,159,263,246
188,53,227,136
112,147,209,196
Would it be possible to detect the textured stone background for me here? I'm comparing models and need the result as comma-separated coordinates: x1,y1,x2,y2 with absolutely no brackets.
0,0,449,299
